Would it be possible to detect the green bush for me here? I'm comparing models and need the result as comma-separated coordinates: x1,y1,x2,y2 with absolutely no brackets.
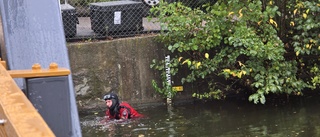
150,0,320,104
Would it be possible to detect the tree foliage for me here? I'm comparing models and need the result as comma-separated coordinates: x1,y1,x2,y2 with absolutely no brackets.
150,0,320,104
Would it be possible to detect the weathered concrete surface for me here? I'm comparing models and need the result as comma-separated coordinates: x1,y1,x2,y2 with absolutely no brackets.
68,35,195,110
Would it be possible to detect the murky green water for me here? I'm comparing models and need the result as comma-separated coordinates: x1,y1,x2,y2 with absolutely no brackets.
80,94,320,137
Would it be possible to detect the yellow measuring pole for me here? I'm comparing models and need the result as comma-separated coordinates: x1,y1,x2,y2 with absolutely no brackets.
0,63,55,137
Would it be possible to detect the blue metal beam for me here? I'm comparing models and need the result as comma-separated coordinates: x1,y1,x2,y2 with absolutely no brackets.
0,0,82,136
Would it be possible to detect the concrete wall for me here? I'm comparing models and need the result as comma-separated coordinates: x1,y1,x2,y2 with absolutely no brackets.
68,35,194,110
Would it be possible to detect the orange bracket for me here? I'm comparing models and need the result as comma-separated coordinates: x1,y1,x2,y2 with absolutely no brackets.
8,62,70,78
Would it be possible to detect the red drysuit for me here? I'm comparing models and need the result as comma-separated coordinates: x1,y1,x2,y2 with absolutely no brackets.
106,102,143,119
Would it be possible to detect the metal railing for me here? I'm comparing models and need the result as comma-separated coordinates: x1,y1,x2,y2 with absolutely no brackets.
60,0,214,41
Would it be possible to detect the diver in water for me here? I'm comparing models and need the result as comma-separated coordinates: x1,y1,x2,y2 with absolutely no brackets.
103,93,143,120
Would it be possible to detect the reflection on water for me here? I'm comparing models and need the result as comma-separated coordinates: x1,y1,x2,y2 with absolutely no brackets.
80,94,320,137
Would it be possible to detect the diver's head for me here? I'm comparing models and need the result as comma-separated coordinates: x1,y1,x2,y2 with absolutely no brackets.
103,93,119,110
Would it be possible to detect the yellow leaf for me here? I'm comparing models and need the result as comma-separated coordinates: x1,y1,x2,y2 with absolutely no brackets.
306,9,310,14
205,53,209,59
178,57,183,62
303,13,307,19
238,9,243,18
310,39,314,43
228,12,234,16
196,62,201,69
257,21,262,25
232,72,236,77
182,59,189,65
237,70,247,78
223,69,231,73
241,70,247,75
293,9,298,15
306,44,310,49
269,18,278,27
238,61,244,66
296,51,300,56
297,92,301,95
290,21,295,26
269,0,273,5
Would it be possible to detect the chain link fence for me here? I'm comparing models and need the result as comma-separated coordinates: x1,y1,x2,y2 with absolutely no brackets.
60,0,215,41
